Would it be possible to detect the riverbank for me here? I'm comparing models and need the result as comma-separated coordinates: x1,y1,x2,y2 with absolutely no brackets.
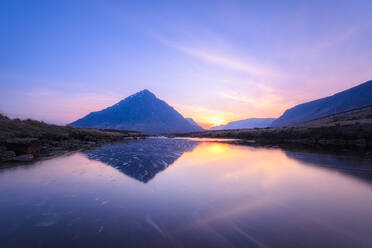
172,106,372,150
0,114,146,163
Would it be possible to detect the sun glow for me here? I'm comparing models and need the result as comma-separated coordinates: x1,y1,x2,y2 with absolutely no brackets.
209,117,227,127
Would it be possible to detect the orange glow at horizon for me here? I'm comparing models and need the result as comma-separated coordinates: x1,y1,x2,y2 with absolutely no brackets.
209,117,227,126
198,122,214,130
194,117,228,130
174,97,297,130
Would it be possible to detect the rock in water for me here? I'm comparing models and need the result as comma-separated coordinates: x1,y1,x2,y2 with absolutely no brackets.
0,149,16,162
12,154,34,162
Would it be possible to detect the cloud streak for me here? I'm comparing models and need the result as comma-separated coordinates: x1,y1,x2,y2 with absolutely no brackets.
153,35,286,81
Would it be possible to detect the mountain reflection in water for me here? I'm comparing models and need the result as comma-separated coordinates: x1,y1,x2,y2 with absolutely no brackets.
284,150,372,183
84,138,199,183
1,138,372,248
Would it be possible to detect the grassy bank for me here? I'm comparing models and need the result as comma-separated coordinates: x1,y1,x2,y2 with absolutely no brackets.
0,114,145,163
173,107,372,149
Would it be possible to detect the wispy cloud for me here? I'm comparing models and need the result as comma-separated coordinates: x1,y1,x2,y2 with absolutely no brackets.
153,34,285,81
150,34,322,123
218,84,305,119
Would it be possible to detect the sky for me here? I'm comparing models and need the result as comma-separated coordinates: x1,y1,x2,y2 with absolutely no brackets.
1,0,372,129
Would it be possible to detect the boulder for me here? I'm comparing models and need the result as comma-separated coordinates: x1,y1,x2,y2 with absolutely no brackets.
1,150,16,162
5,138,40,157
0,146,3,162
12,154,34,162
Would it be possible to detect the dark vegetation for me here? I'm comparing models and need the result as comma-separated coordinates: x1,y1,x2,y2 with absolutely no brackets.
173,107,372,150
2,98,372,164
271,80,372,126
0,114,144,163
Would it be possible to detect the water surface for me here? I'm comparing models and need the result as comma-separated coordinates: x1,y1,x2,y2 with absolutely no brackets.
1,138,372,248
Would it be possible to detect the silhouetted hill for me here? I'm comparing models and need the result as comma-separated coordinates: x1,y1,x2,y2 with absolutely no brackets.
272,80,372,127
69,90,202,134
210,118,275,130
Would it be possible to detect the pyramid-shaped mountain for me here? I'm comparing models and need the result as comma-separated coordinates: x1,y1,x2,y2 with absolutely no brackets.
69,89,203,134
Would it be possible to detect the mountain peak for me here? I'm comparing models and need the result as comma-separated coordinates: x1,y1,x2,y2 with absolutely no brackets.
121,89,156,104
130,89,156,98
69,89,204,134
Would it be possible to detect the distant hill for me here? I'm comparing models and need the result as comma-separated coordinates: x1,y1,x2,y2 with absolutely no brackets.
210,118,275,130
185,118,204,131
271,80,372,127
69,89,203,134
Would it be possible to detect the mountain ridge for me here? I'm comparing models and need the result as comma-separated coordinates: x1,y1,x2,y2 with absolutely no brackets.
210,118,275,130
185,118,204,130
69,89,203,134
271,80,372,127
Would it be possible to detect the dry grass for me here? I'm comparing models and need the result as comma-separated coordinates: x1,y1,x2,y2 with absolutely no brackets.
174,107,372,148
0,114,139,144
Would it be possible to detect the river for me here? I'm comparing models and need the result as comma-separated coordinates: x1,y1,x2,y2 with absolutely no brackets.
1,138,372,247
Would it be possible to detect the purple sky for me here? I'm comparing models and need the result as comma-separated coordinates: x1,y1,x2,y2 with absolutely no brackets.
1,0,372,128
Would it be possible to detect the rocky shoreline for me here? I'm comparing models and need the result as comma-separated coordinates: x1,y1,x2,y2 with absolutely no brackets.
0,114,146,164
0,137,146,163
172,124,372,150
172,123,372,151
172,106,372,151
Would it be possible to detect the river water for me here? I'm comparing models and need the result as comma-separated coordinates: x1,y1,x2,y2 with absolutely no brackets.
1,138,372,248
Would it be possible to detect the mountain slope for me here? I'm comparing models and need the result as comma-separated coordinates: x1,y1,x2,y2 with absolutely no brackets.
185,118,204,131
210,118,275,130
271,80,372,127
69,90,202,134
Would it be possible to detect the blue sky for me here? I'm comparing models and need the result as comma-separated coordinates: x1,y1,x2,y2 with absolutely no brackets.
1,0,372,127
